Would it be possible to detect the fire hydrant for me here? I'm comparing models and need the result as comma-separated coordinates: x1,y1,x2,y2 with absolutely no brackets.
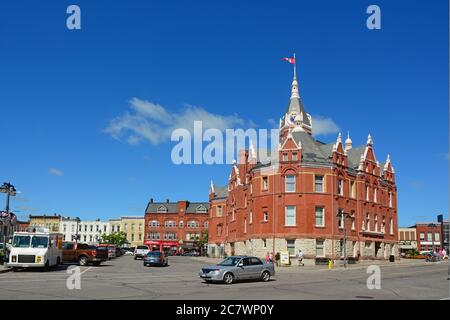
328,259,333,270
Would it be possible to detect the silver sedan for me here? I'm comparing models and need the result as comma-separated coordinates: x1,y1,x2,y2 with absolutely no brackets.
198,255,275,284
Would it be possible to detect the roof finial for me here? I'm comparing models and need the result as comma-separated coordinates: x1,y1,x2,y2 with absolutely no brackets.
367,133,373,145
345,131,352,151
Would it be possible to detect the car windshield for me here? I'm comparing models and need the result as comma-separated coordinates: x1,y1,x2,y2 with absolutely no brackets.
31,236,49,248
137,246,149,250
12,235,31,248
147,251,161,256
217,257,242,266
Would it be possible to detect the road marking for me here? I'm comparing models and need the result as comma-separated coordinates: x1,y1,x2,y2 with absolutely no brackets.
80,267,92,275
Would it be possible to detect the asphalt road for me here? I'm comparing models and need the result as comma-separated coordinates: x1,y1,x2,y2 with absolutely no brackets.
0,256,448,300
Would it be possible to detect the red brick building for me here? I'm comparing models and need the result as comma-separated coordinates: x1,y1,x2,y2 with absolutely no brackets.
413,223,443,253
208,68,399,260
144,199,209,253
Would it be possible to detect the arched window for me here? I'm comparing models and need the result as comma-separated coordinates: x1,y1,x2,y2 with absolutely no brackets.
203,221,209,228
187,220,199,228
149,220,160,227
179,220,184,228
164,220,176,228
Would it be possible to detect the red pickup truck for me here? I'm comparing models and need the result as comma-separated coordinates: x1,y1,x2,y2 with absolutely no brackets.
62,242,109,266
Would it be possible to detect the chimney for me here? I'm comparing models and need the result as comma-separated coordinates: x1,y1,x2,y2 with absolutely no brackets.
166,199,170,203
150,198,154,203
178,200,188,216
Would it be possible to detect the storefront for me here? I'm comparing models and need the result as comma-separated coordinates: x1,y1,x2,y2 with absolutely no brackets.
145,240,179,253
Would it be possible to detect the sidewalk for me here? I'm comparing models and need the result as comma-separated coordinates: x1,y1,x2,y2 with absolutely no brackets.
0,264,11,274
191,256,447,272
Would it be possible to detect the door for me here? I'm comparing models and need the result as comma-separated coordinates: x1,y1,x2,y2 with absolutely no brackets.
234,257,253,280
248,257,264,278
62,243,75,261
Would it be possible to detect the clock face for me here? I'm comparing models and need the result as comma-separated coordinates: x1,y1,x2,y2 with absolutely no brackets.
290,115,296,123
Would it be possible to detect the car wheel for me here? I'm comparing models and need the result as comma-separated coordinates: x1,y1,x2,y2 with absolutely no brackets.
261,271,270,282
134,256,137,260
56,257,61,265
223,272,234,284
78,256,88,266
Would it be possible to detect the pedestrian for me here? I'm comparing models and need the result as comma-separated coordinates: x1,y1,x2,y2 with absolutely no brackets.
265,252,270,263
275,252,280,267
269,252,273,263
297,249,304,266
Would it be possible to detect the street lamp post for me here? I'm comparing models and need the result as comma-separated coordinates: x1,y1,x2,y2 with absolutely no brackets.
337,211,354,268
75,217,80,244
0,182,17,259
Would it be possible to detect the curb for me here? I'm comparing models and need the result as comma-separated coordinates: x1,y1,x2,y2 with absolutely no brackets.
0,266,12,274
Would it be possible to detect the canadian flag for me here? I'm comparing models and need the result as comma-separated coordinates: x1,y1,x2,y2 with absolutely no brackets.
282,57,295,64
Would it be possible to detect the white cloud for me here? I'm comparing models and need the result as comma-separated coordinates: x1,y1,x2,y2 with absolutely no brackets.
311,115,340,136
105,98,254,145
49,168,64,176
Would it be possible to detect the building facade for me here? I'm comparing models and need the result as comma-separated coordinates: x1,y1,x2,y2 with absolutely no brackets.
60,217,109,244
109,216,145,248
398,227,417,254
413,222,444,253
29,214,61,232
144,199,209,253
208,67,399,260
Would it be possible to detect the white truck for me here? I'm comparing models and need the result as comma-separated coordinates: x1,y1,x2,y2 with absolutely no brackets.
8,228,63,270
134,245,150,260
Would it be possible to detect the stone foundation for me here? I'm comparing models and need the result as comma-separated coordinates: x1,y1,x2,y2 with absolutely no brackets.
220,238,398,260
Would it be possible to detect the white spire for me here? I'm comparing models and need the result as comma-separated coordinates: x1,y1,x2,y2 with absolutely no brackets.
384,154,391,170
345,131,353,151
210,180,214,193
337,132,342,144
367,133,373,145
249,139,257,163
291,53,299,99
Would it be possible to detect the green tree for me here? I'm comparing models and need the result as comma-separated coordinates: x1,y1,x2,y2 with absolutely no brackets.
101,231,127,247
195,230,208,255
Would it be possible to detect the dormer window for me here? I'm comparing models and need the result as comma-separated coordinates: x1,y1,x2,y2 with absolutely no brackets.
157,205,168,213
196,205,207,214
292,153,298,161
283,153,288,161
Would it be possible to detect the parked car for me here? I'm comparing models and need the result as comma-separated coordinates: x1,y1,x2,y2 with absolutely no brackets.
143,251,168,267
115,247,125,257
124,249,134,256
96,244,116,259
198,256,275,284
134,245,150,260
62,242,108,266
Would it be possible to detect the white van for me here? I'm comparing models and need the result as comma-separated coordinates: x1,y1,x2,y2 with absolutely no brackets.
8,228,63,270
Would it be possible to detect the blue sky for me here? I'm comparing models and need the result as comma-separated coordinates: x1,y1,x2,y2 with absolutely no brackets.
0,0,448,226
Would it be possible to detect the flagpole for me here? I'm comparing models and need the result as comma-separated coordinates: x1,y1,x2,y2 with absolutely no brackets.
293,53,296,80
